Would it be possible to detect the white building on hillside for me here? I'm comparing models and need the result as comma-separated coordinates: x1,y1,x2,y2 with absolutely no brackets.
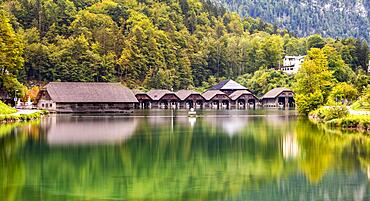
280,56,305,75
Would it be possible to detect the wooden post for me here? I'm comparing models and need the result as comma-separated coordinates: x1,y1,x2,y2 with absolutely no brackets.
285,96,289,108
275,98,279,108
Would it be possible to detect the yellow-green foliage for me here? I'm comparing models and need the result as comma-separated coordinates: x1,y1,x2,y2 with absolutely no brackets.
327,83,358,105
0,110,48,123
326,116,370,131
0,101,17,114
351,86,370,111
294,48,334,115
309,106,348,122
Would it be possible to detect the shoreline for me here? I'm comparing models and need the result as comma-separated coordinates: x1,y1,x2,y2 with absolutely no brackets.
0,110,49,124
309,115,370,134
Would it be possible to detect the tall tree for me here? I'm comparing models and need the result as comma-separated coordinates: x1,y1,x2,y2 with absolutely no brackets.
294,48,334,115
0,11,24,76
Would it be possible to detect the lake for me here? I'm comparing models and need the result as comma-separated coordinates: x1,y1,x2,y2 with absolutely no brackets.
1,110,370,201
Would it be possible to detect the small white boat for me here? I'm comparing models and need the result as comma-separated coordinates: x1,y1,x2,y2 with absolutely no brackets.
188,108,196,116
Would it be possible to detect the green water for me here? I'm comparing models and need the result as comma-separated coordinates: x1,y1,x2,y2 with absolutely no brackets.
1,110,370,201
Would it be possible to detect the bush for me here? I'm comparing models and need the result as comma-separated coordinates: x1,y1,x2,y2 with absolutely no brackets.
327,116,370,130
0,101,17,114
310,106,348,122
0,111,44,123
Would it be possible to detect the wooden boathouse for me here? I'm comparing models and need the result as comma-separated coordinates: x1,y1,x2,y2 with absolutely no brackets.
176,90,205,109
261,88,295,108
209,79,249,95
202,90,230,109
229,90,258,109
134,90,152,109
36,80,296,112
36,82,138,113
146,90,181,109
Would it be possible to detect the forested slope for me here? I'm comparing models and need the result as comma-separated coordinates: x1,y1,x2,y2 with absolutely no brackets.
212,0,370,43
0,0,368,97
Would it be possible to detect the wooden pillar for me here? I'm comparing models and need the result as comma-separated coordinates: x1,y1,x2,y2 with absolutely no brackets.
275,98,279,108
285,96,289,108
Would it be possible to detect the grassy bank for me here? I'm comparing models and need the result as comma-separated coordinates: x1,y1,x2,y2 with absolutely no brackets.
309,106,370,133
0,101,17,114
0,110,49,123
326,116,370,132
0,101,49,123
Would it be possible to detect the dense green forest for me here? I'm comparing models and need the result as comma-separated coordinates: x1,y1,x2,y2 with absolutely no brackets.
212,0,370,43
0,0,369,102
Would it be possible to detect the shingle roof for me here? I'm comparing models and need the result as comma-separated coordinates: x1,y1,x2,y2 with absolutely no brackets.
176,90,202,100
147,89,178,101
209,79,247,90
262,87,293,99
45,82,138,103
202,90,227,101
229,90,254,100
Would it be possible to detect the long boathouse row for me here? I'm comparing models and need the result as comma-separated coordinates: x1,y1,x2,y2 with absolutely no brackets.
36,80,295,113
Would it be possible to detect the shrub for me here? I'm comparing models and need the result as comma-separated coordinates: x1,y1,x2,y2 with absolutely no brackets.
0,111,44,123
310,106,348,122
327,116,370,130
0,101,17,114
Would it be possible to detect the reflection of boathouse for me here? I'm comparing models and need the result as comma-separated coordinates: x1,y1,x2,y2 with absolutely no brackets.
44,116,138,145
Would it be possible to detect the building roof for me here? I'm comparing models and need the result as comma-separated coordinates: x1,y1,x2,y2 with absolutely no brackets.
209,79,247,90
147,89,178,101
176,90,202,101
202,90,227,101
45,82,138,103
262,87,293,99
229,90,255,100
132,89,145,95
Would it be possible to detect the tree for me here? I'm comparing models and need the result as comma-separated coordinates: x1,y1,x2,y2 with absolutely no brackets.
322,45,355,83
294,48,334,115
307,34,325,49
0,11,24,76
327,83,358,105
50,34,111,82
237,69,292,96
0,11,26,101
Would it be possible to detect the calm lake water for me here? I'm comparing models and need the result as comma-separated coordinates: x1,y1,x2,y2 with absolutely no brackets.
1,110,370,201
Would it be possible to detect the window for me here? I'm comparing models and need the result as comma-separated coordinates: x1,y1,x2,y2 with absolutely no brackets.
41,103,44,108
50,103,52,107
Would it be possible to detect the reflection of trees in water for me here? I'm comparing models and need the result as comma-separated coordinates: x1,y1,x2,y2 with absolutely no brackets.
295,119,370,183
0,125,28,201
2,116,370,200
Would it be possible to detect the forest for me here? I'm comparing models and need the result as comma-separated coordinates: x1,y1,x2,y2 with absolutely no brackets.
0,0,369,107
213,0,370,44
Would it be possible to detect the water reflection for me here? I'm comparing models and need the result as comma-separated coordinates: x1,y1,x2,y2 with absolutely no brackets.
43,116,138,145
1,111,370,201
282,134,299,159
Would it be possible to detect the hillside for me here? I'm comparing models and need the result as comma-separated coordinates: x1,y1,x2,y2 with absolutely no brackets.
0,0,368,96
212,0,370,42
